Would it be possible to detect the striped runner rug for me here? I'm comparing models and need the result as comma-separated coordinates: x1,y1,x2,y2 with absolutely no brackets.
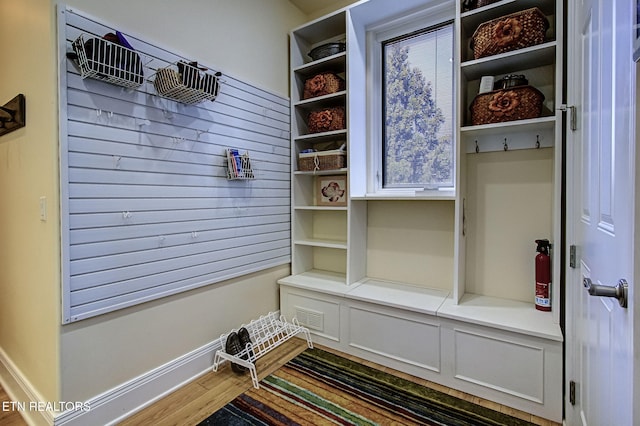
200,348,535,425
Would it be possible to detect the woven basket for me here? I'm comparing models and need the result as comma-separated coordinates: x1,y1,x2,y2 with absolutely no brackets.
307,107,345,134
471,8,549,60
303,73,345,100
298,150,346,171
470,85,544,125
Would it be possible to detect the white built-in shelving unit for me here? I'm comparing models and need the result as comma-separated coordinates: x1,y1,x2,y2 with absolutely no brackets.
289,10,350,284
279,0,564,422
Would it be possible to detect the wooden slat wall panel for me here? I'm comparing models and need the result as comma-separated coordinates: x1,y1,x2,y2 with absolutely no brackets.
59,8,291,323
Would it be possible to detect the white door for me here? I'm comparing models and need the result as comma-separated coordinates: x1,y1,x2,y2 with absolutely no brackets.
565,0,636,425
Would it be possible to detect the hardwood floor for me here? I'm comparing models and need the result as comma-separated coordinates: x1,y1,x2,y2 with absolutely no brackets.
1,338,561,425
119,338,309,426
0,387,28,426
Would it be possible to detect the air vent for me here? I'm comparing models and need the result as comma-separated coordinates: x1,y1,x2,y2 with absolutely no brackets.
295,307,324,331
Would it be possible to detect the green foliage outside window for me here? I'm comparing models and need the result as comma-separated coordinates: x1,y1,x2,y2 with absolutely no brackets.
383,24,454,188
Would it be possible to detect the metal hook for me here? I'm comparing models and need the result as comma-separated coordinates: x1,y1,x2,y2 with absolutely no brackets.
536,134,540,149
475,140,479,154
503,138,508,151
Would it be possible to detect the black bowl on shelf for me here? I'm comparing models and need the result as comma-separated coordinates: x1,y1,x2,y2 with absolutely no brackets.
493,74,529,90
308,42,346,61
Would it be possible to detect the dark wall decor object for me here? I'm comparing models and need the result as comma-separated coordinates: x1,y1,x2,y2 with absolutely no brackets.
0,94,26,137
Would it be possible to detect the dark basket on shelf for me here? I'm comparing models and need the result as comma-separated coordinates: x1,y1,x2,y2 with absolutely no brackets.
303,72,345,99
307,106,345,134
470,85,544,125
308,42,346,61
470,7,549,59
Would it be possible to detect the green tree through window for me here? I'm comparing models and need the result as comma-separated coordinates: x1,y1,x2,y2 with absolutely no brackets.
383,24,454,189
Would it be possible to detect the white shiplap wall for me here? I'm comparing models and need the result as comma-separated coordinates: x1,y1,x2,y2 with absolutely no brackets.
59,7,291,323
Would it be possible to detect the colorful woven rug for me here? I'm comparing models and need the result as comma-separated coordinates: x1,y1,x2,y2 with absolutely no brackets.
199,348,535,425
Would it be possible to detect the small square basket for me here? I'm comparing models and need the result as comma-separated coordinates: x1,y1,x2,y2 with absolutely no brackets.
307,106,345,134
298,149,346,172
303,73,345,100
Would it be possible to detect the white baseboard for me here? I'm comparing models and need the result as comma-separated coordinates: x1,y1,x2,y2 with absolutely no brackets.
2,310,284,425
56,338,223,426
0,346,54,426
0,337,224,426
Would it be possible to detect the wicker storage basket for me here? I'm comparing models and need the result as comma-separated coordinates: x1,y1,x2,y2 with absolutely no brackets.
470,8,549,60
307,106,345,134
303,73,345,100
470,85,544,125
298,149,346,171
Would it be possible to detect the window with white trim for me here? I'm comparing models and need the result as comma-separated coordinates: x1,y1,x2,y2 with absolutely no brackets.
368,6,455,194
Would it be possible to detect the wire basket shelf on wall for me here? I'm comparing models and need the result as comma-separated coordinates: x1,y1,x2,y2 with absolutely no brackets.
226,148,255,180
70,34,145,89
153,61,222,105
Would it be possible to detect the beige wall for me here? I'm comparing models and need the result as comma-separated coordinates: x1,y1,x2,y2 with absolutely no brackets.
0,0,62,403
62,0,306,97
60,265,289,401
305,0,360,20
465,148,553,302
0,0,307,407
367,201,455,290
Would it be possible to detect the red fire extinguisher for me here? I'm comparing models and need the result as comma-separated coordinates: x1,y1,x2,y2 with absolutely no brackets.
535,239,551,311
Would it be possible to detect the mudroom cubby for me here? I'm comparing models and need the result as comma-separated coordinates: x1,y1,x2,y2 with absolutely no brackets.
454,0,563,326
364,200,454,292
280,0,563,422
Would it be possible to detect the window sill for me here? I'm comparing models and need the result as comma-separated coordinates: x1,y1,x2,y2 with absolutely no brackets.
351,189,456,201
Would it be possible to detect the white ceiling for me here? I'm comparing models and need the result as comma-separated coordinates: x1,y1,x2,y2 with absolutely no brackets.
289,0,347,15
